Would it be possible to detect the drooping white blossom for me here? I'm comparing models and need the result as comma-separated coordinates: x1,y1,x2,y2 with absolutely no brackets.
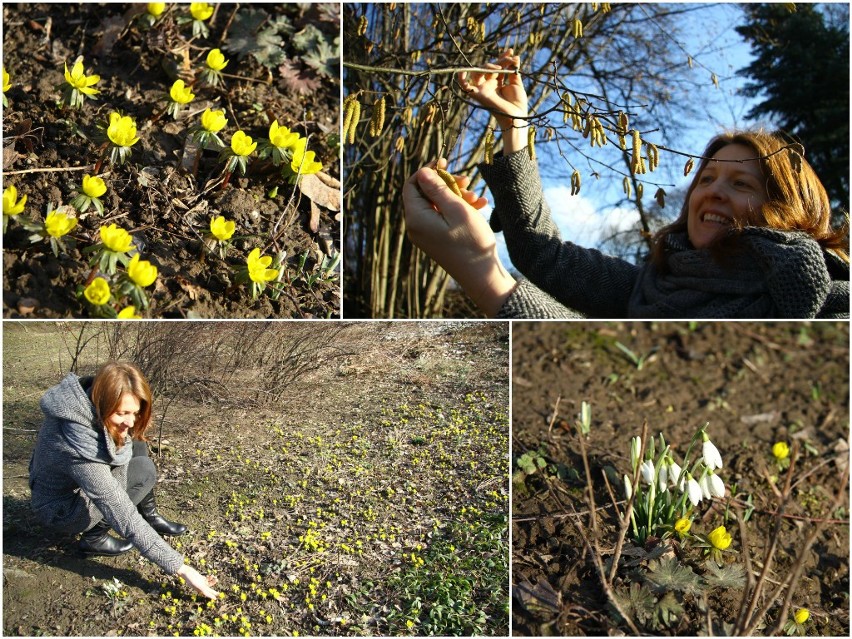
702,431,723,470
640,459,655,485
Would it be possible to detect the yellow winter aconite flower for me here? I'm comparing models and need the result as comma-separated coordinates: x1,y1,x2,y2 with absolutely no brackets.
169,79,195,104
2,66,10,92
45,211,78,237
772,441,789,460
84,277,111,305
247,248,278,283
291,138,322,175
118,306,142,319
231,131,257,157
200,108,227,133
268,120,299,150
707,525,732,550
82,174,107,198
127,253,158,287
64,59,100,95
147,3,166,17
674,518,691,534
3,185,26,216
100,223,135,253
107,112,140,148
794,608,810,624
191,2,214,21
206,48,229,71
210,216,235,241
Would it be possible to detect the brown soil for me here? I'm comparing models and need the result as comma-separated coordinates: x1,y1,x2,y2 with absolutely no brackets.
2,3,341,318
512,321,849,636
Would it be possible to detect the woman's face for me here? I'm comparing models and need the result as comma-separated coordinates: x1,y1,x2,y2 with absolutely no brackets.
687,143,768,249
106,393,141,437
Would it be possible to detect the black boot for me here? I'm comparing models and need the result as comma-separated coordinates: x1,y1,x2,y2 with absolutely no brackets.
137,488,188,536
79,521,133,556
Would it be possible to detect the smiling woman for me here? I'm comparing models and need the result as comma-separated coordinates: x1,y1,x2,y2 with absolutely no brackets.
28,362,219,600
402,51,849,319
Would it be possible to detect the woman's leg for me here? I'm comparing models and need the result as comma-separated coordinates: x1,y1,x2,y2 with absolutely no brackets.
131,440,188,536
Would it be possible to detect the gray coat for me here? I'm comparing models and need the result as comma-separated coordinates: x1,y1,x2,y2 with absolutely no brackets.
29,373,184,574
480,150,849,319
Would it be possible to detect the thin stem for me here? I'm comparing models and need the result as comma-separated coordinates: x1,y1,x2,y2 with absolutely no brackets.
343,61,520,77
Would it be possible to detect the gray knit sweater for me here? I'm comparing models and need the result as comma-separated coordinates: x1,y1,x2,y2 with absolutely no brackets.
29,373,184,574
480,150,849,319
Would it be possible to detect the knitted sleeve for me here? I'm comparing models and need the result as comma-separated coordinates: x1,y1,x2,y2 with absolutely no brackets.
496,279,586,319
68,459,185,574
480,150,640,318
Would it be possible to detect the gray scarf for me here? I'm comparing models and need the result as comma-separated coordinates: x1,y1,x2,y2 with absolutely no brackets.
39,373,133,466
630,228,849,318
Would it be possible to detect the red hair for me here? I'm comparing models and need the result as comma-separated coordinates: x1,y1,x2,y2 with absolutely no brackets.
90,362,152,448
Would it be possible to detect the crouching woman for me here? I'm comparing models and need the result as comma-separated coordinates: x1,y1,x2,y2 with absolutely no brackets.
29,362,219,599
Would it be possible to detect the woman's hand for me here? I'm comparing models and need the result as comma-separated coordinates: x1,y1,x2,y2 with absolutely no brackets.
403,159,516,317
458,49,528,147
177,564,220,600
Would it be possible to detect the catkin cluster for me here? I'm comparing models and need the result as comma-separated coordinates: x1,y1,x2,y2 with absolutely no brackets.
484,128,494,165
527,126,536,161
573,17,583,38
570,169,581,196
435,168,463,197
357,15,368,36
584,115,606,147
368,96,385,138
343,94,361,145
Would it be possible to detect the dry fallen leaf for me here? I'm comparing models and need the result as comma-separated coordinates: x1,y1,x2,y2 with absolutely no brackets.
299,172,340,211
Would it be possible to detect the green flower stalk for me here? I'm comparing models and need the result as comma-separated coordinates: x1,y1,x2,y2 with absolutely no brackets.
188,108,227,150
166,79,195,119
258,120,300,166
86,222,136,275
200,48,228,87
118,253,158,310
3,184,26,232
220,130,256,188
2,65,10,107
60,58,100,109
70,174,107,215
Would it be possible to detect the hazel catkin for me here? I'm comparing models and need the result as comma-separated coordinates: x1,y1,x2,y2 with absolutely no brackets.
435,168,463,197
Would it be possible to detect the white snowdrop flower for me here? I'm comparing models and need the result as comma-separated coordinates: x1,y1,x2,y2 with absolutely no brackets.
640,459,655,485
668,460,684,490
658,462,668,493
702,430,723,470
708,471,725,498
686,475,703,506
630,436,641,471
699,473,713,500
623,474,633,500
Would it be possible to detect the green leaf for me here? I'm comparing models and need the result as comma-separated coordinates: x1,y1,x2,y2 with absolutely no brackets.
651,591,684,630
703,561,746,590
644,557,704,595
610,581,657,625
224,8,269,59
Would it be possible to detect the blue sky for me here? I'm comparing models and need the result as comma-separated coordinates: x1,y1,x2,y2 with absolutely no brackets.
481,2,764,270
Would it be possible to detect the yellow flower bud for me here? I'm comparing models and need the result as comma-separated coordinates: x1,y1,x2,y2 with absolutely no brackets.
118,306,142,319
147,3,166,17
772,441,789,460
200,108,227,133
794,608,809,625
230,131,257,157
64,59,100,95
247,248,278,283
206,48,229,72
269,120,299,150
107,112,140,148
45,211,78,238
100,223,135,253
210,216,235,241
674,518,691,534
2,66,10,93
82,174,107,199
707,525,732,551
169,79,195,105
291,138,322,175
3,185,26,216
127,253,158,288
84,277,111,306
190,3,214,21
